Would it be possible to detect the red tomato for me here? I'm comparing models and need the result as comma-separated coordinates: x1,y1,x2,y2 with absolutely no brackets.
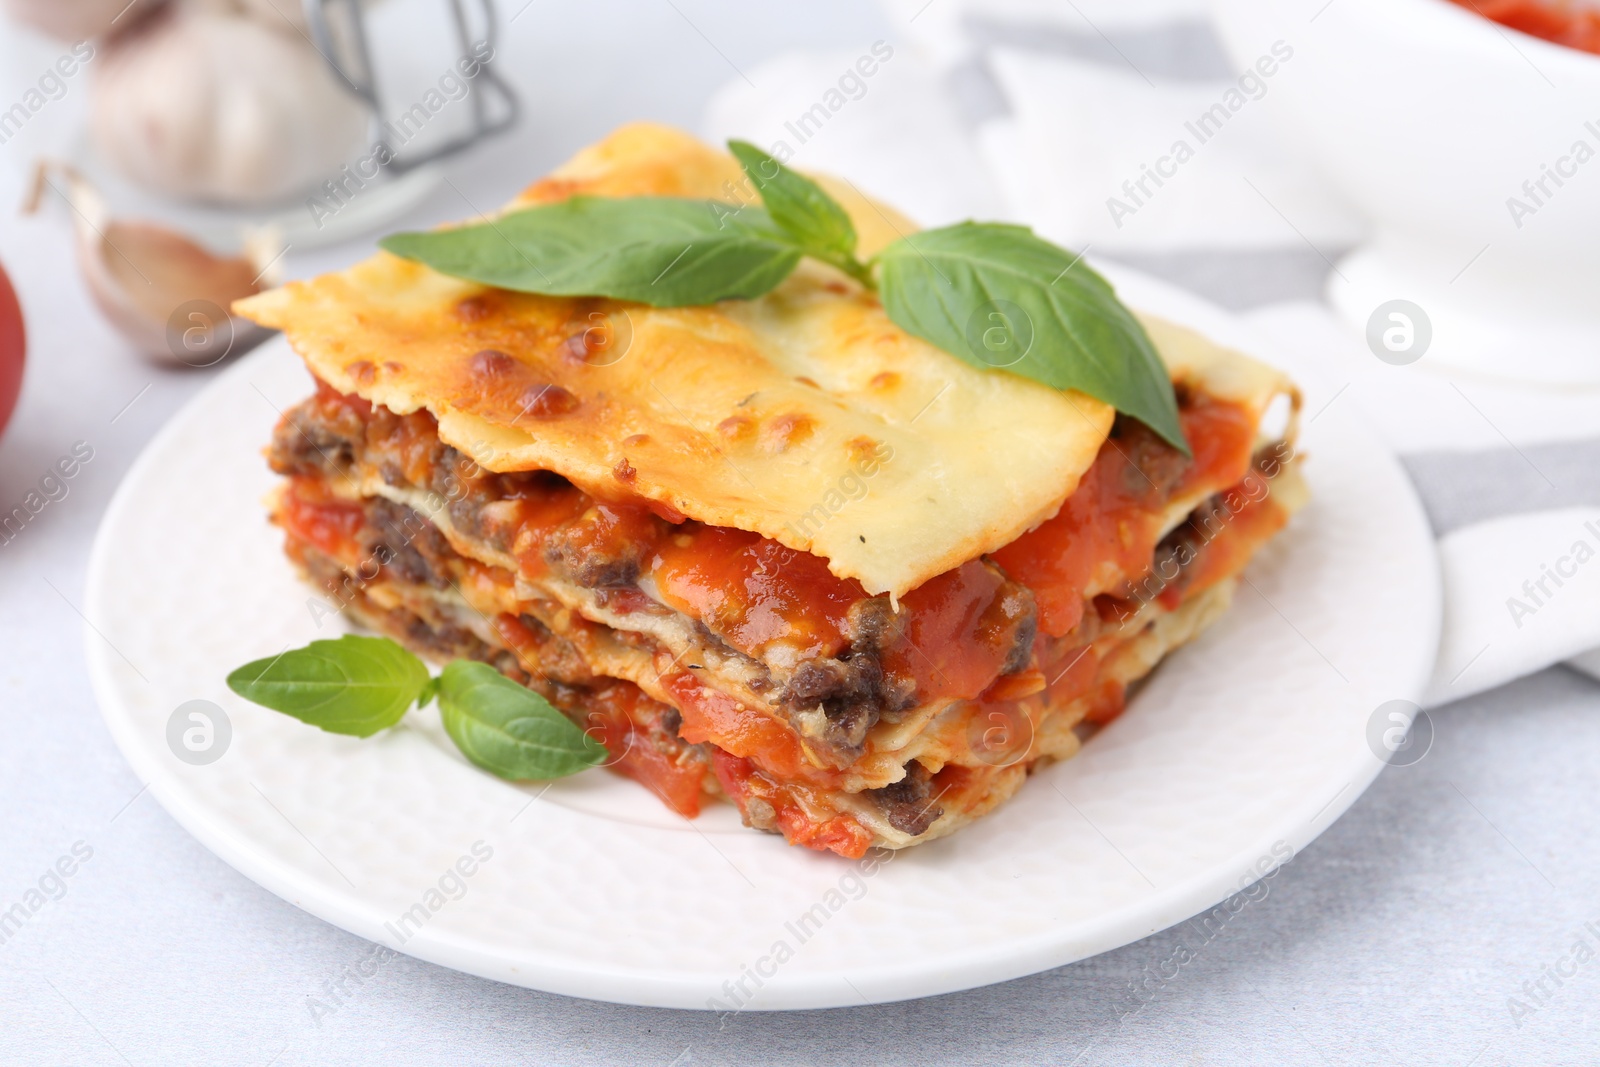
0,261,23,439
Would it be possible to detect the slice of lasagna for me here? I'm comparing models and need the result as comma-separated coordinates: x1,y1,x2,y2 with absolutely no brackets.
235,124,1306,858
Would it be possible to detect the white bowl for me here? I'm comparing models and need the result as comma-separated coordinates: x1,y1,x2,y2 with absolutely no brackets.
1210,0,1600,385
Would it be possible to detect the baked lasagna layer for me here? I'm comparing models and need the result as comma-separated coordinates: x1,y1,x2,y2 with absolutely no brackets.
266,371,1305,856
235,123,1292,600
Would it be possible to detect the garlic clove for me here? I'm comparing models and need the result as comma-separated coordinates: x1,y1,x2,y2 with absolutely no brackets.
24,159,279,366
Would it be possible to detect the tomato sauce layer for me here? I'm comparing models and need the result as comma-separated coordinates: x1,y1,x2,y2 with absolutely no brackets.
992,398,1256,637
277,475,366,563
712,751,874,859
577,679,709,818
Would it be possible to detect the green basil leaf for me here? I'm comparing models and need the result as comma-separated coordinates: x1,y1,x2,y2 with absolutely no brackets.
876,222,1189,454
436,660,607,781
380,196,803,308
417,675,440,709
727,139,861,270
226,634,429,737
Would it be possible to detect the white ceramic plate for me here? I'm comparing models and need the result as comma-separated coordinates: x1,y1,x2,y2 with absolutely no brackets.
84,265,1440,1010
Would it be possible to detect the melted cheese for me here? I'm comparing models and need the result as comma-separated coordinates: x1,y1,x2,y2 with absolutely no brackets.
235,123,1289,598
1140,314,1298,427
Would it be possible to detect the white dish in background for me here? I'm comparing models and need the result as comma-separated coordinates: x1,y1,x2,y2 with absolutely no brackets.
1210,0,1600,386
83,265,1440,1010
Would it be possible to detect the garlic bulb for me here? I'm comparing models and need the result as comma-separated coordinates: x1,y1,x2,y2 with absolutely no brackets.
1,0,153,41
90,4,368,206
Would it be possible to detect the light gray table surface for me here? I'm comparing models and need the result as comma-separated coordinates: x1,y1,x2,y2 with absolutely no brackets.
2,3,1596,1064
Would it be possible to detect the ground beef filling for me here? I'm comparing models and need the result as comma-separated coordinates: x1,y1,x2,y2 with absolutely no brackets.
865,761,944,837
289,537,719,807
292,539,528,682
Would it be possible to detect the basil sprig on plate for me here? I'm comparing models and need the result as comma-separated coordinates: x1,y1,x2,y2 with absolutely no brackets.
379,140,1188,453
432,660,608,780
226,635,608,781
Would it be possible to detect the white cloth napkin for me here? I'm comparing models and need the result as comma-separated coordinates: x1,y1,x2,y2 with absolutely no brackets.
702,8,1600,707
1243,302,1600,703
